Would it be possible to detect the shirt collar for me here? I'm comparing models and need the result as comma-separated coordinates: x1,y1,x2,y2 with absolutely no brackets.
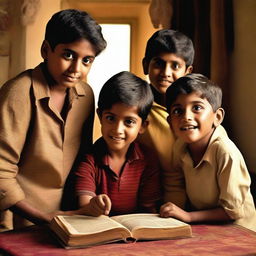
31,63,86,100
179,125,227,167
94,137,143,167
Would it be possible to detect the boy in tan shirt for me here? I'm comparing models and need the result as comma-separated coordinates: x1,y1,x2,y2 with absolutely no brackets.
0,9,106,230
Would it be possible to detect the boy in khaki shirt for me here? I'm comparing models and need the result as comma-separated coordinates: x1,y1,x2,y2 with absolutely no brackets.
161,73,256,231
0,9,106,230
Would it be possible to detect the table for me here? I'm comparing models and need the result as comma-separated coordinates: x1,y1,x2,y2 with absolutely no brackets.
0,224,255,256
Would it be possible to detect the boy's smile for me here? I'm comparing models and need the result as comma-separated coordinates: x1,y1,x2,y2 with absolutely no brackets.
42,39,96,90
144,53,192,95
99,103,146,156
168,92,218,152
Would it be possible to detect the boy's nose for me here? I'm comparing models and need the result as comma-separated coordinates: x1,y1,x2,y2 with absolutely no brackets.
69,60,81,74
183,109,193,120
162,64,172,77
113,121,124,133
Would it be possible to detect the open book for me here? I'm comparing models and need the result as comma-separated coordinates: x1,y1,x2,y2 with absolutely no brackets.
50,213,192,249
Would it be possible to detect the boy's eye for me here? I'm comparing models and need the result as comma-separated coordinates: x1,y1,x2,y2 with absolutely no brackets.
125,119,136,126
172,62,181,70
193,105,203,111
63,52,74,60
105,115,115,122
153,58,165,68
171,108,182,116
83,57,94,65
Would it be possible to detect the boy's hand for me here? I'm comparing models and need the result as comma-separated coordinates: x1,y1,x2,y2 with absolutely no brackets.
160,202,191,222
87,194,112,217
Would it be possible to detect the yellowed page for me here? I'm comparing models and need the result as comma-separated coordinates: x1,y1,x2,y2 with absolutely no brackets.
111,213,189,231
55,215,130,235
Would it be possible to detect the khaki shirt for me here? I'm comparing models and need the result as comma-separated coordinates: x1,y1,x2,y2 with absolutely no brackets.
137,102,175,172
0,64,94,229
164,125,256,231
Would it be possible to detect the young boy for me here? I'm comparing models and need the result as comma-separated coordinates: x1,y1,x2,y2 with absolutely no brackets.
0,9,106,230
73,71,161,216
137,29,194,186
160,73,256,231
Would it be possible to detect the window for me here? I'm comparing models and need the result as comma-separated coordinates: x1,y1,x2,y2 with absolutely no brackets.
87,24,131,102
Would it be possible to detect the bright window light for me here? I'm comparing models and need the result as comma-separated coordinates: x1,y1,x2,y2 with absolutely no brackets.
87,24,131,103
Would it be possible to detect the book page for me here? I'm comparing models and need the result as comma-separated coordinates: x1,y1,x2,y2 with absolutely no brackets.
56,215,129,235
111,213,189,231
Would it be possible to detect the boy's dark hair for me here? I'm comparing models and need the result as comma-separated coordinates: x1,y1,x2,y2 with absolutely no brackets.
166,73,222,113
45,9,106,55
98,71,154,122
144,29,194,66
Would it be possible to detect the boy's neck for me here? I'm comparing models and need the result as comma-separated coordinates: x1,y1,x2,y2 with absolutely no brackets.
108,154,126,176
150,84,166,107
187,136,213,167
107,142,133,176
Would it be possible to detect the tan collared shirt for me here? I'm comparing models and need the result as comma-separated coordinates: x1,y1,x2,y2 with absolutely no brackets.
164,125,256,231
0,64,94,229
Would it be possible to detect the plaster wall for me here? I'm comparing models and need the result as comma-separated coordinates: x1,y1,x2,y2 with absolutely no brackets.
231,0,256,173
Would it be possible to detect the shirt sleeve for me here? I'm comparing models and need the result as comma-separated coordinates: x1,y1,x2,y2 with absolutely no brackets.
217,149,252,220
138,147,162,212
75,154,97,197
163,139,187,208
0,79,31,210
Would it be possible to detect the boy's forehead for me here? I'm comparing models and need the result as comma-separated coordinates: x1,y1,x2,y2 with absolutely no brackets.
56,39,97,57
173,91,208,104
152,52,186,63
104,102,140,115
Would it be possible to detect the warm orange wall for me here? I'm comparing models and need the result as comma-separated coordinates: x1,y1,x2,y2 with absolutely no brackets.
25,0,61,70
230,0,256,173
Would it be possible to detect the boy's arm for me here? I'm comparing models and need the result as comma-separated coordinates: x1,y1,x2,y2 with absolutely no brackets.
76,194,112,216
74,152,111,216
160,202,232,223
10,200,54,224
163,140,187,208
0,79,31,212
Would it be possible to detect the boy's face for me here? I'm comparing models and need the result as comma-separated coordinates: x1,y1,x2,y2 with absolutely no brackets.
98,103,147,155
143,53,192,94
41,39,96,89
167,92,223,151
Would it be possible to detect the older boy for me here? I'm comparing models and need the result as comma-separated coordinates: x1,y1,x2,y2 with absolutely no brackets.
0,9,106,230
137,29,194,183
73,71,161,216
160,73,256,231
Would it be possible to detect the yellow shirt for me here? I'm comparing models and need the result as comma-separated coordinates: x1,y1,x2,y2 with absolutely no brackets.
137,102,175,172
164,125,256,231
0,64,94,229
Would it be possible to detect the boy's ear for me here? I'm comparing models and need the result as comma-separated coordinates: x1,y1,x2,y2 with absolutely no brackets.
166,115,173,130
96,108,102,123
41,40,51,60
142,58,149,75
185,65,193,74
213,108,225,127
138,120,149,134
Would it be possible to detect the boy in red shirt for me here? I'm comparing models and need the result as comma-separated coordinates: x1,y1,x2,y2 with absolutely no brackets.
74,71,161,216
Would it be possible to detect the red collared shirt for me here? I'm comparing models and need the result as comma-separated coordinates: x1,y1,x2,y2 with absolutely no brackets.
75,138,162,215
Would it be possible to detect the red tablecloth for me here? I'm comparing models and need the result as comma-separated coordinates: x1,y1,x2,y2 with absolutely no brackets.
0,224,255,256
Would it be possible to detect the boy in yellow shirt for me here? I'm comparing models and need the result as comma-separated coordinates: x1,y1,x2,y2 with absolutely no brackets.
137,29,194,181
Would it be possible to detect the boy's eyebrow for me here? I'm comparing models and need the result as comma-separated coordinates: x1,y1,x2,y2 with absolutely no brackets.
171,100,206,107
63,48,95,58
103,111,139,120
